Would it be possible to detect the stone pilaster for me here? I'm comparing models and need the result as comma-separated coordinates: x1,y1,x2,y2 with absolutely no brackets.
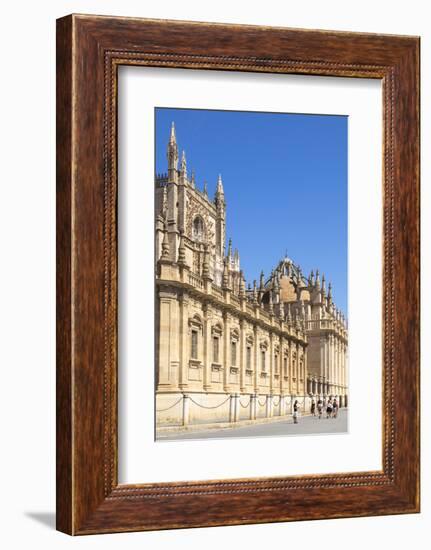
296,342,301,395
321,335,326,393
269,332,274,394
253,325,259,394
303,347,308,394
288,340,294,395
178,291,189,390
223,311,231,392
203,303,212,392
157,288,179,389
240,319,247,392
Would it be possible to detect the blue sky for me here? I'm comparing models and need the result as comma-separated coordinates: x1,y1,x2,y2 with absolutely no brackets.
155,107,348,315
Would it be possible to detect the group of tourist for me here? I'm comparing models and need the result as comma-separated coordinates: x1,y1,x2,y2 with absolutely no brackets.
292,397,339,424
312,397,339,419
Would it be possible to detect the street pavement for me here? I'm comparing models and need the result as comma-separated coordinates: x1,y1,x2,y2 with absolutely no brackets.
158,408,348,441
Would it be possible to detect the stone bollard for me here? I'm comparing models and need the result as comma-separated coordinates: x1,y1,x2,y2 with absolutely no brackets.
182,394,190,426
229,394,236,423
234,394,240,422
250,394,257,420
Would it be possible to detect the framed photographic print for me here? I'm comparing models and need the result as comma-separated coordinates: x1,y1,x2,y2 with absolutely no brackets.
56,14,420,534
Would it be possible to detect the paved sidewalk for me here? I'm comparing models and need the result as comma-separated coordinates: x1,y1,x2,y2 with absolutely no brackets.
158,408,348,441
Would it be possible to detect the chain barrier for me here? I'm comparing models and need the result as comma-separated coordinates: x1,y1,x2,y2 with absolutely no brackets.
188,395,231,409
156,396,183,413
257,397,267,407
239,397,251,408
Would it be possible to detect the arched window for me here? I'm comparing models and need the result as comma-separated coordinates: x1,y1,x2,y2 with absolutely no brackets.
246,334,254,372
191,330,198,359
188,314,203,361
211,323,223,364
260,340,269,373
261,350,266,372
274,344,280,374
231,341,237,366
192,216,205,241
230,328,240,367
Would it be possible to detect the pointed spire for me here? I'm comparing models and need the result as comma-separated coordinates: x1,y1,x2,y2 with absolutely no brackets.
180,150,187,174
161,220,170,259
202,244,210,279
239,270,246,299
227,238,232,258
315,269,321,290
322,274,326,294
222,258,230,289
203,180,208,196
161,185,168,218
259,270,265,291
167,122,178,179
216,173,224,195
215,174,225,210
297,268,303,289
177,231,187,266
190,169,196,188
268,291,274,315
310,269,315,286
328,281,333,301
286,303,292,323
169,121,176,145
253,280,258,304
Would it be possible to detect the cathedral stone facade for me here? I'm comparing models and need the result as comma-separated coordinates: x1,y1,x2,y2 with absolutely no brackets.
155,123,348,429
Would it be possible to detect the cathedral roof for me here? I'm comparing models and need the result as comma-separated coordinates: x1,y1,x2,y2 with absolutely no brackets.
265,256,306,289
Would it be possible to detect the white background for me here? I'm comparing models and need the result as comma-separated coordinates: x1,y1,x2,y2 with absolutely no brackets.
119,67,382,483
0,0,428,548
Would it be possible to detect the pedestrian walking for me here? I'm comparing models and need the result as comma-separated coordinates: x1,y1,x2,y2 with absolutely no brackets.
326,399,333,419
317,398,323,419
332,398,338,418
311,399,316,417
293,400,299,424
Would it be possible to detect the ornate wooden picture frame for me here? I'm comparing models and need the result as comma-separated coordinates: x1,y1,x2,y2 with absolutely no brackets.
56,14,420,535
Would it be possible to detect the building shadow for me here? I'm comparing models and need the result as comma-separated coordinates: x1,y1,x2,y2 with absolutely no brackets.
25,511,56,530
